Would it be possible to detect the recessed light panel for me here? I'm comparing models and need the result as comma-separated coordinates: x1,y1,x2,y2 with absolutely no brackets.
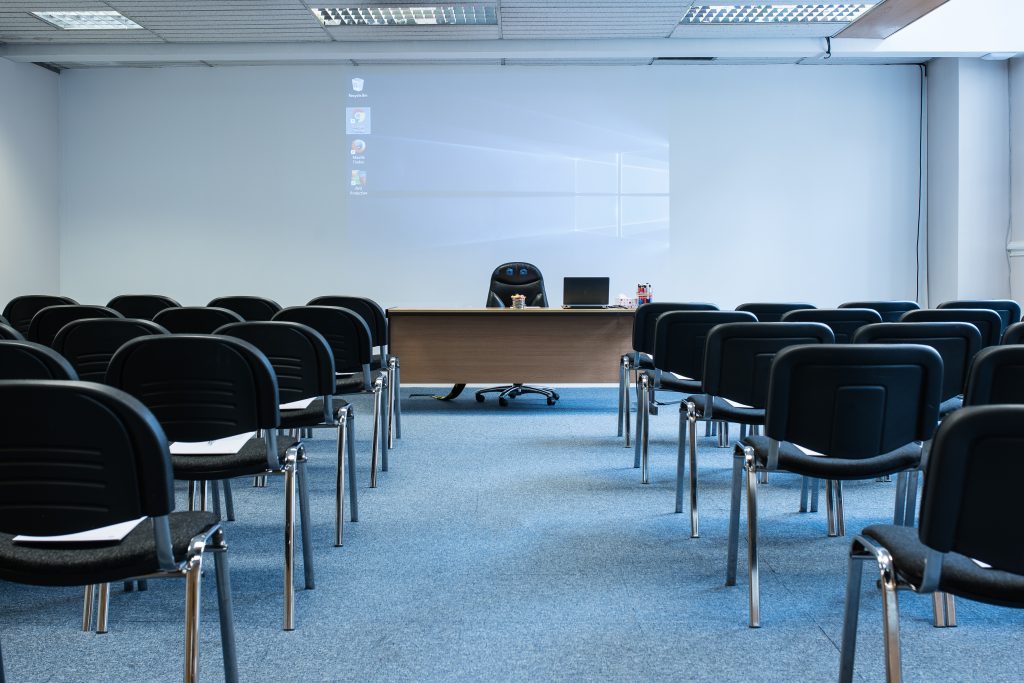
32,10,143,30
681,3,878,25
312,5,497,26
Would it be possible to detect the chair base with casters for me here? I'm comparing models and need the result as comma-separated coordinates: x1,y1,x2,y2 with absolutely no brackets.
475,382,559,406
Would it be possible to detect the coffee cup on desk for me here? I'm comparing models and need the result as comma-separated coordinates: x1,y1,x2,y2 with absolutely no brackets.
511,294,526,309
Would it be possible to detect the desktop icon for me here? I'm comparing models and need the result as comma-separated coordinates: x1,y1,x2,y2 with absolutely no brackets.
350,170,366,189
346,107,371,134
351,77,364,92
350,139,366,155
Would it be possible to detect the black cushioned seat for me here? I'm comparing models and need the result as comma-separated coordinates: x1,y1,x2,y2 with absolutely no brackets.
735,301,814,322
106,294,180,321
658,374,701,393
2,294,78,335
278,398,328,430
744,435,921,480
0,512,218,587
686,395,764,424
172,438,293,480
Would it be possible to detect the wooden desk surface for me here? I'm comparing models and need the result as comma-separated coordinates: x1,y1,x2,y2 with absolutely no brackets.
388,307,635,384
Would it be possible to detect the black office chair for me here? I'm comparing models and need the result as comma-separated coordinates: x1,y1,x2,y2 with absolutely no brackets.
632,310,755,497
839,300,920,323
0,323,24,340
618,302,718,447
26,304,123,347
107,334,311,631
781,308,882,343
839,405,1024,683
0,380,238,683
735,302,815,322
2,295,78,335
475,262,558,406
681,321,834,537
963,345,1024,407
937,298,1021,334
209,296,283,322
217,320,358,546
154,306,244,334
106,294,180,321
901,308,1003,347
308,295,401,444
274,305,389,487
0,340,78,380
1002,321,1024,344
728,344,942,628
52,318,170,383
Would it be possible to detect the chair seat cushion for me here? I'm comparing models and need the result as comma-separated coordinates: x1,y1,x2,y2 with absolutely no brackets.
335,374,366,395
659,374,701,394
280,398,327,429
863,524,1024,609
938,396,963,418
687,395,765,425
742,435,921,479
0,512,219,587
172,436,298,479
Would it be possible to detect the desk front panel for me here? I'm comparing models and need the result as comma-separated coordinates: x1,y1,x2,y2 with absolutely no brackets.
388,309,634,383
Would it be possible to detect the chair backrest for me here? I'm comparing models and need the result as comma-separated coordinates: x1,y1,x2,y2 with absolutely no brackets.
273,305,373,374
106,294,181,321
2,295,78,335
735,302,814,323
153,306,244,334
0,340,78,380
0,322,24,341
901,308,1003,348
27,304,123,347
307,296,388,349
702,322,835,408
632,302,719,356
839,300,921,323
963,345,1024,406
107,334,279,443
0,380,175,537
782,307,883,343
208,296,283,322
486,262,548,308
766,344,942,459
651,310,756,380
1003,322,1024,345
52,318,169,383
918,405,1024,576
938,299,1021,332
217,321,336,409
854,321,981,401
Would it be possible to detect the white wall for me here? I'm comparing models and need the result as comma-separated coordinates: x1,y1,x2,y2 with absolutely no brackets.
1009,57,1024,302
0,59,60,303
926,58,960,305
59,65,923,309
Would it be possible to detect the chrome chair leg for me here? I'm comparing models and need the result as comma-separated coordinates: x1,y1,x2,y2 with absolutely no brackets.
835,481,846,536
688,406,700,538
810,477,820,512
839,545,869,683
638,373,651,483
623,358,633,448
96,582,110,634
932,592,957,627
211,530,239,683
335,407,348,547
183,551,203,683
223,479,235,521
893,472,908,525
744,447,761,628
617,354,628,438
675,406,688,514
392,357,402,439
726,447,745,587
386,358,396,449
211,480,222,518
799,477,810,512
903,470,919,527
347,407,358,522
369,374,384,488
297,455,315,590
187,480,197,511
282,450,298,631
717,421,730,448
82,584,95,632
826,480,837,537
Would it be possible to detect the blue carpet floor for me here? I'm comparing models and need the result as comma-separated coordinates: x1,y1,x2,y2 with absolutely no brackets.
1,387,1022,682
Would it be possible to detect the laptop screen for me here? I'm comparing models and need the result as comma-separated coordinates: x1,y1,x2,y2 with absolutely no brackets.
563,277,610,307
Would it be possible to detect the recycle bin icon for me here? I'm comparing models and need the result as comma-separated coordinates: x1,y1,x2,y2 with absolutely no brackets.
351,78,364,92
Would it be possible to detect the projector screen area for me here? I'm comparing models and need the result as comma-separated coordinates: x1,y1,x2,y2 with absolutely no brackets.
59,64,922,308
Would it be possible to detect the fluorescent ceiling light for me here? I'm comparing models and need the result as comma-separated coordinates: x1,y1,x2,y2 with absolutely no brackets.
681,3,879,25
312,5,497,26
32,10,143,30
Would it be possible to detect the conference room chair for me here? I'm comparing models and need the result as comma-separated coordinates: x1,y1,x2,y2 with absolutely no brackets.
963,344,1024,407
780,307,882,343
26,304,122,347
937,298,1021,333
209,295,283,322
1002,321,1024,344
217,320,358,547
0,339,78,380
633,310,754,498
617,302,718,447
901,308,1003,348
682,321,834,538
0,380,238,683
839,405,1024,683
728,344,942,628
735,302,814,322
839,300,921,322
476,262,559,406
153,306,244,334
106,294,180,320
0,323,23,340
274,305,389,487
308,295,401,444
107,334,312,631
2,294,77,335
52,318,170,383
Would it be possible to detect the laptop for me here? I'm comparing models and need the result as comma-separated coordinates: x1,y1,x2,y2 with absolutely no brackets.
562,277,610,308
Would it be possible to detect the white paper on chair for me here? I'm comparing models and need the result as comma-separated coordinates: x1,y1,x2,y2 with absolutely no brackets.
280,397,316,410
669,372,695,381
794,444,824,457
170,431,256,455
722,397,752,409
13,517,147,545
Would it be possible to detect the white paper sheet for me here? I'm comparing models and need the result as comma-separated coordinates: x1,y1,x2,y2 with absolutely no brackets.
794,443,824,457
280,397,316,410
722,397,753,409
170,431,256,455
14,516,146,545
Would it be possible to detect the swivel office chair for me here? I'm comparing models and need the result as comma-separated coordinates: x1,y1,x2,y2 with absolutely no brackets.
475,262,559,406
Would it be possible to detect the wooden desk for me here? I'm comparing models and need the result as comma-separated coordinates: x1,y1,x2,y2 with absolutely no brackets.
387,308,635,384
